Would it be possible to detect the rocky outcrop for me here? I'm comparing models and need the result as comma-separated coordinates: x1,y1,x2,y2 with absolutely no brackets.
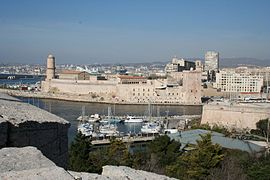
102,166,177,180
69,167,178,180
0,93,70,168
69,171,111,180
0,117,7,148
0,147,177,180
0,147,74,180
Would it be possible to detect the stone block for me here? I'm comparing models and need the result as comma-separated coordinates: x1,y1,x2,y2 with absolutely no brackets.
0,118,7,148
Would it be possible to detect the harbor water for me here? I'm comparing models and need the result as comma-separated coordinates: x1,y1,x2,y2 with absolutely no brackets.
16,96,202,144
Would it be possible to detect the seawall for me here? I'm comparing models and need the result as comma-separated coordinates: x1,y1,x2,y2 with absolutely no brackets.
0,88,202,106
201,102,270,130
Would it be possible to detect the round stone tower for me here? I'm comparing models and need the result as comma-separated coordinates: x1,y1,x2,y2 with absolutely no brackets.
46,54,55,80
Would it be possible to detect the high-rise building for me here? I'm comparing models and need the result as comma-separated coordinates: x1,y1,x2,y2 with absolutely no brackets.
204,51,219,71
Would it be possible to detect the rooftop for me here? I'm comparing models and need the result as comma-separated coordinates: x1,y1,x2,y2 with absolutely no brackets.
118,75,146,80
168,129,267,154
60,70,86,75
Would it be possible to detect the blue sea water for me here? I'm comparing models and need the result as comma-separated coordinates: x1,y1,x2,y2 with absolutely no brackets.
0,74,44,85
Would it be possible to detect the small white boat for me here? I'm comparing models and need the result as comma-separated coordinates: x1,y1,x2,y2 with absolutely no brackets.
99,124,119,136
77,113,101,122
141,122,161,134
164,129,178,134
124,115,144,123
77,123,94,136
100,117,123,124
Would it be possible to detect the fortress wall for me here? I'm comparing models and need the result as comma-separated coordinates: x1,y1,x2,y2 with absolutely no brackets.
43,80,117,95
201,103,270,130
0,94,70,168
182,71,202,104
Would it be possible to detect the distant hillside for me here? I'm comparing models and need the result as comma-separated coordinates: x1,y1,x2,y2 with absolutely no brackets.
219,58,270,68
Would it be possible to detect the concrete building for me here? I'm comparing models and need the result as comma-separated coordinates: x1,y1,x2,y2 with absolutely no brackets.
234,66,270,87
165,57,196,73
213,70,263,97
205,51,219,71
205,51,219,82
46,54,56,81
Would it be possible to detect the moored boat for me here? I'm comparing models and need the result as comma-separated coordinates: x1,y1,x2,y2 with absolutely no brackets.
141,122,161,134
124,115,144,123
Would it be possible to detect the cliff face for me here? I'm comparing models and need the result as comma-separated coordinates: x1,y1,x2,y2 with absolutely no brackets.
0,93,70,168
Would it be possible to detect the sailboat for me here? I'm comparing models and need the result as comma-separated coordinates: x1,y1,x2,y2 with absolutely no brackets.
77,106,101,122
100,106,123,124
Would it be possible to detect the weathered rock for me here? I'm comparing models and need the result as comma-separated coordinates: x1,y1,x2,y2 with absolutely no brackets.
0,92,20,101
0,118,7,148
0,146,177,180
0,93,70,168
0,146,55,173
0,147,74,180
0,167,75,180
102,166,178,180
69,171,112,180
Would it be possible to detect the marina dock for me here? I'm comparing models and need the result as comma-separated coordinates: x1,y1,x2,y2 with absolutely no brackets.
91,135,156,145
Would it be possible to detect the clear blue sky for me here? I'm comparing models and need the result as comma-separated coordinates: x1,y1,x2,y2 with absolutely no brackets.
0,0,270,64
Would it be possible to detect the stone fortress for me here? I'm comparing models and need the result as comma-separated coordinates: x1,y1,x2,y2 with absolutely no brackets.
42,54,202,105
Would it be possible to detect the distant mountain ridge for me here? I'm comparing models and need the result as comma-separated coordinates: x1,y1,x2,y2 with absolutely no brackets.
218,58,270,68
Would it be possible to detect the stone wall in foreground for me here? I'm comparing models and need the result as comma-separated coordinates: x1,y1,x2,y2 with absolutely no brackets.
0,147,176,180
0,93,70,168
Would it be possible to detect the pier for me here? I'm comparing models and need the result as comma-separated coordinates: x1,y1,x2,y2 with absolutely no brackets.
91,135,156,145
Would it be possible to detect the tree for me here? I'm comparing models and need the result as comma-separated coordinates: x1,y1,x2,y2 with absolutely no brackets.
107,139,132,166
88,148,108,173
208,150,249,180
69,132,92,172
147,135,181,174
246,155,270,180
251,119,269,138
166,133,224,179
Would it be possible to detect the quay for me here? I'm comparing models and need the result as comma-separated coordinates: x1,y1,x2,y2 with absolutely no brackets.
0,88,202,106
91,135,156,145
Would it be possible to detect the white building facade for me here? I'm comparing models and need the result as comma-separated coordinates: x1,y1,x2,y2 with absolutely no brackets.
214,71,263,93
